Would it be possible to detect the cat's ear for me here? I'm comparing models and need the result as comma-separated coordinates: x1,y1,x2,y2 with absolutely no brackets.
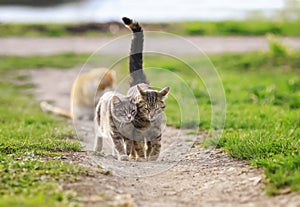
112,96,122,105
159,86,170,98
137,85,146,96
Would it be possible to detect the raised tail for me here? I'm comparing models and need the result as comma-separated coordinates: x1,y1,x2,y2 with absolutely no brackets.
122,17,148,87
40,101,72,119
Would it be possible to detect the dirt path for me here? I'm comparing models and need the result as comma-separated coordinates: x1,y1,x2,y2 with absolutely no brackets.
2,36,300,56
27,68,300,207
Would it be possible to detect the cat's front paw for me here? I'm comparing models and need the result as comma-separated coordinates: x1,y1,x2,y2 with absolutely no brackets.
93,151,104,157
147,155,159,161
136,157,147,162
119,155,130,161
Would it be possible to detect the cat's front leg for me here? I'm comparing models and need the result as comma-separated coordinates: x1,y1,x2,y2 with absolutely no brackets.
124,138,135,158
147,136,162,161
112,135,129,161
145,141,152,159
133,141,146,162
94,135,103,153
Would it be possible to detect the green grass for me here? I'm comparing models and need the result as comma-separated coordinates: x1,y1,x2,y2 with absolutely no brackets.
140,50,300,195
0,58,87,205
179,20,300,36
0,23,109,37
0,53,90,73
209,54,299,194
0,42,299,200
1,20,300,37
104,46,300,195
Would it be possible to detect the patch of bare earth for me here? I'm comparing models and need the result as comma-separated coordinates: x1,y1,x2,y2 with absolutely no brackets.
28,68,300,207
1,36,300,56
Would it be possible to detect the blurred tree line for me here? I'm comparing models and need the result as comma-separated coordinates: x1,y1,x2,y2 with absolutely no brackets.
246,0,300,21
0,0,82,7
280,0,300,20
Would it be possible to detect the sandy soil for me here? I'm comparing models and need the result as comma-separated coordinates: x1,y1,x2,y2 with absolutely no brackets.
26,67,300,207
2,36,300,56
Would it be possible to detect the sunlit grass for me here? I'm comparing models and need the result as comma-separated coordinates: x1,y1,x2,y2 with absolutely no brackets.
0,64,84,206
1,20,300,37
144,51,300,194
0,47,299,198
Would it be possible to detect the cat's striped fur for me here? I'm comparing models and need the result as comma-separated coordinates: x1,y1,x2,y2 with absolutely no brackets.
122,17,170,161
94,91,137,161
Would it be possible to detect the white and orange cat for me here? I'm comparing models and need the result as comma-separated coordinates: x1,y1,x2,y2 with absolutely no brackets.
40,68,116,120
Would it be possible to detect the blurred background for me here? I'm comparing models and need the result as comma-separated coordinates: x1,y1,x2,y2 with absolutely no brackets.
0,0,300,37
0,0,299,23
1,1,300,206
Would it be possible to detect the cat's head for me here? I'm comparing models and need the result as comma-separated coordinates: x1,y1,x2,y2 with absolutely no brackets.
136,85,170,121
111,96,137,123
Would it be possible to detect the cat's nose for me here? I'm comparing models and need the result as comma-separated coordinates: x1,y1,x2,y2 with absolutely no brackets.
149,111,155,118
127,115,131,120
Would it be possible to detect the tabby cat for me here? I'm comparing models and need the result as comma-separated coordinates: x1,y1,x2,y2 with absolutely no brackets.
122,17,170,161
40,68,115,120
94,91,137,161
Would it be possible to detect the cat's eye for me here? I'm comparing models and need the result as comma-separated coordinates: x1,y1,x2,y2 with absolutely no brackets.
131,110,136,115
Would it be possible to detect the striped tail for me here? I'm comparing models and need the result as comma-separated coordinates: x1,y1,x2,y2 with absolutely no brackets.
40,101,72,119
122,17,148,87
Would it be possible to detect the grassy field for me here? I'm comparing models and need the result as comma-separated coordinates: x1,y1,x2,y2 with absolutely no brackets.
210,52,300,195
179,20,300,36
1,20,300,37
0,79,85,205
0,41,299,204
142,47,300,195
0,54,94,206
